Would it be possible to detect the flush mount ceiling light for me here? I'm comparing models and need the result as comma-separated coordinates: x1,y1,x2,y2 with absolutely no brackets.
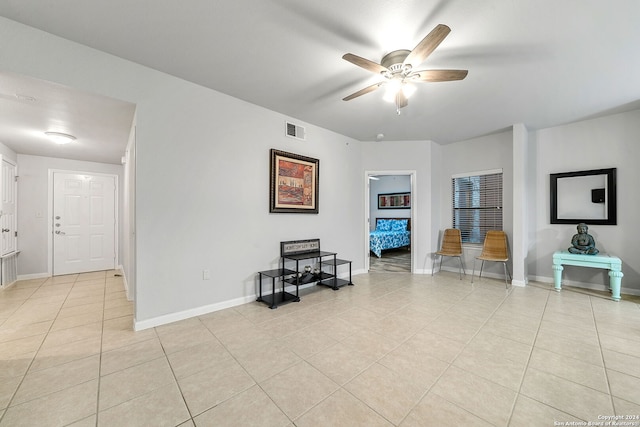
44,131,76,145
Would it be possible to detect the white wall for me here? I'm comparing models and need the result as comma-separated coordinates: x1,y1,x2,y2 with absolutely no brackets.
531,109,640,294
435,130,514,278
369,175,411,231
362,140,433,273
16,154,124,277
1,17,364,328
0,141,18,163
121,119,136,300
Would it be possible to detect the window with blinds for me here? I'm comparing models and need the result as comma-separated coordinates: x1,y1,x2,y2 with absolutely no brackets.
452,170,503,244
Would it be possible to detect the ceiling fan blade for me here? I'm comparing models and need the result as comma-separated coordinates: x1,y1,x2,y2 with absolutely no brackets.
403,24,451,67
342,53,388,74
409,69,468,82
342,82,383,101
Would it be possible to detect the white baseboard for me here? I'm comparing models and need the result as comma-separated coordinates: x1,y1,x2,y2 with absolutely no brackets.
116,264,132,301
530,274,640,297
17,272,50,281
134,294,255,331
133,270,365,331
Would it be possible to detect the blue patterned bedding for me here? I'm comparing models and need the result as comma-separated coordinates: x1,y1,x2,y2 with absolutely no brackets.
370,219,410,257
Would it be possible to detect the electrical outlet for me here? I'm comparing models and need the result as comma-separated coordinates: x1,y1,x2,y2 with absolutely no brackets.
202,269,210,280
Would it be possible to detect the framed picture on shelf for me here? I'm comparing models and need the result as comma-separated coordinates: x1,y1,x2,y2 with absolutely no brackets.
378,192,411,209
270,149,319,213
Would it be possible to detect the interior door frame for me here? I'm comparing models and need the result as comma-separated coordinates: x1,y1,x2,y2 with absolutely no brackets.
47,169,119,276
364,170,417,273
0,156,18,257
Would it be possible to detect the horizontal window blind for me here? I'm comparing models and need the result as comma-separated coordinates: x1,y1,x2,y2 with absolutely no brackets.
452,171,503,243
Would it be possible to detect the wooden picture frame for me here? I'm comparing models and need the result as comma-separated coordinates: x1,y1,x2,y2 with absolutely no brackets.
270,149,319,213
378,192,411,209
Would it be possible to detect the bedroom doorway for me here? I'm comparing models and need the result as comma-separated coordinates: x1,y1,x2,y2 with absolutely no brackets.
365,170,416,273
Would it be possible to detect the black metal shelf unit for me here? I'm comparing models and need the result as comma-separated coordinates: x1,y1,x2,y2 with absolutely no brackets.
321,258,353,288
256,268,298,309
257,239,354,309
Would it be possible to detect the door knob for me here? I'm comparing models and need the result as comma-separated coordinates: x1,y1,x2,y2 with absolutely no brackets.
1,228,9,232
55,230,66,235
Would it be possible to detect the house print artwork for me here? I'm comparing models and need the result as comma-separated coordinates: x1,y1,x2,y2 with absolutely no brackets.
378,192,411,209
270,149,319,213
277,160,313,206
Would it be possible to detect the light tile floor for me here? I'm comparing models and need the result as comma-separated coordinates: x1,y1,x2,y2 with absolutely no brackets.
1,270,639,426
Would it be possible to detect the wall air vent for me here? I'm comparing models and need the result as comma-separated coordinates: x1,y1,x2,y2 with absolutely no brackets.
285,121,306,140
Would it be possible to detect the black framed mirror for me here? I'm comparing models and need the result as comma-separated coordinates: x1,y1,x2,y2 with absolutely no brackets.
550,168,617,225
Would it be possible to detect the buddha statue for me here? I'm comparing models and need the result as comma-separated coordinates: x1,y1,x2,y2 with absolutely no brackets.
568,223,599,255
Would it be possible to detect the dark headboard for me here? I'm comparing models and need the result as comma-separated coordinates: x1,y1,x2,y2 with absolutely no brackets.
376,218,411,231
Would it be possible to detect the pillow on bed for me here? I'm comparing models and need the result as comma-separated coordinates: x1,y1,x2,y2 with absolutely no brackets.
376,219,392,231
391,219,408,231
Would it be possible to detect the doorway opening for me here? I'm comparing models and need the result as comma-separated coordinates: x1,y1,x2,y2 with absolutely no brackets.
365,170,416,273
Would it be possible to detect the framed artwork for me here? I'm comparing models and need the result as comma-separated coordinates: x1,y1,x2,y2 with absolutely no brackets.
270,149,319,213
378,192,411,209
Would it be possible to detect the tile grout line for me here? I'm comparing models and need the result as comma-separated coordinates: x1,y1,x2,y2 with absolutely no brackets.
0,278,48,426
199,314,303,423
416,281,519,427
158,329,196,425
514,290,604,423
94,273,108,427
506,284,551,427
0,275,79,423
590,294,616,414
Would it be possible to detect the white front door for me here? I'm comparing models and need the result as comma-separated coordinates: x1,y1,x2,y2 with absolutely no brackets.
53,172,116,275
1,158,17,256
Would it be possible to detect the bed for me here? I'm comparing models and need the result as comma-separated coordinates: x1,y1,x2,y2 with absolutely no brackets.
369,218,411,258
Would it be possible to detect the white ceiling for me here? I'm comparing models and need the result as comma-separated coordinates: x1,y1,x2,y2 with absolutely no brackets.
0,71,136,164
1,0,640,164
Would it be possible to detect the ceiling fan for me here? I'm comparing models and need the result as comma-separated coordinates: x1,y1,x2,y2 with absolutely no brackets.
342,24,468,114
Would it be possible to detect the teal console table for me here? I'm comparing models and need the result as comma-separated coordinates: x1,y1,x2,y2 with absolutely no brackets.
552,250,623,301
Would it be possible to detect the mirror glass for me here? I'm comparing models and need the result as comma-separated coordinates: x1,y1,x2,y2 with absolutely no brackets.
550,168,617,225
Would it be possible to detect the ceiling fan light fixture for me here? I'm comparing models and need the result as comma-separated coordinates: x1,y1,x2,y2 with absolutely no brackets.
383,81,416,104
402,83,417,99
383,79,402,102
45,131,76,145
